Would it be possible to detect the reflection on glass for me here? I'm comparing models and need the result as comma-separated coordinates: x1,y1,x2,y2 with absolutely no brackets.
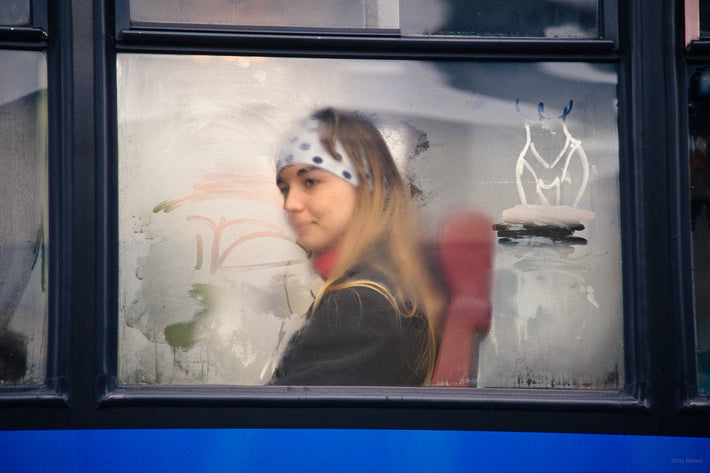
117,54,622,388
0,1,30,26
127,0,598,37
690,66,710,395
0,50,48,386
130,0,398,30
402,0,598,37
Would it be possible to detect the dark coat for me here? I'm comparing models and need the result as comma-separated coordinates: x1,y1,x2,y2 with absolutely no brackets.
270,266,430,386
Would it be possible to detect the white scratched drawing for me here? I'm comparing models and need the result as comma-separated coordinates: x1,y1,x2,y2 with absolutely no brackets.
514,101,589,208
495,100,595,242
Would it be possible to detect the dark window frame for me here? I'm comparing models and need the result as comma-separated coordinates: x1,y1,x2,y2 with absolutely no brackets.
0,0,46,38
104,0,630,406
114,0,618,43
0,0,69,407
0,0,707,437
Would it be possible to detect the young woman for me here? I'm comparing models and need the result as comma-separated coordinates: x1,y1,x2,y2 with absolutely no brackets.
270,108,445,386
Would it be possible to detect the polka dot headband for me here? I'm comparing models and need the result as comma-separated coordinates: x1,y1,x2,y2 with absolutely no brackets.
276,118,363,186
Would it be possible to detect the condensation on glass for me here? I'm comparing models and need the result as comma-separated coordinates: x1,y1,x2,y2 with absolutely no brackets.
127,0,598,38
690,66,710,395
117,54,622,388
0,1,31,26
0,50,48,386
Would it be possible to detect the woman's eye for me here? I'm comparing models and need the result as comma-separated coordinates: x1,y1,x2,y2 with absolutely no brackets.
304,178,318,188
278,186,288,197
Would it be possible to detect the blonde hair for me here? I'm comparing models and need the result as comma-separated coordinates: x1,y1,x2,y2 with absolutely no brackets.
308,108,445,382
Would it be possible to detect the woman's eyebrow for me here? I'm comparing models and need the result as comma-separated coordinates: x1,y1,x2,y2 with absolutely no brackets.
277,166,318,184
296,166,317,176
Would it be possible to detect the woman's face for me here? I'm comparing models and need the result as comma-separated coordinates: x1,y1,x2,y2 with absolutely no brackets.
277,164,358,257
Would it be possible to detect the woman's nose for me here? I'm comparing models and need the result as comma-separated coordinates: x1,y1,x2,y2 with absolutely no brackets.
283,187,305,213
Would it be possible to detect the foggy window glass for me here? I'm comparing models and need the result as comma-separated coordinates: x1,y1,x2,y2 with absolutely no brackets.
129,0,399,30
126,0,598,38
117,54,622,389
690,66,710,395
0,50,48,386
0,1,31,26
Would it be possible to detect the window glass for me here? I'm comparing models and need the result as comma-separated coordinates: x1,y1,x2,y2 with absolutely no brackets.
701,0,710,37
126,0,598,38
0,50,48,386
0,1,30,26
690,66,710,395
117,54,622,389
401,0,598,38
129,0,398,30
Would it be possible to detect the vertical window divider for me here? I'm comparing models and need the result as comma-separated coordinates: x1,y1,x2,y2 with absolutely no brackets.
96,0,120,404
45,0,74,406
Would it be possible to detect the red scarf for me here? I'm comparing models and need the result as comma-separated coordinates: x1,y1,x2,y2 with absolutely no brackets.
311,247,339,280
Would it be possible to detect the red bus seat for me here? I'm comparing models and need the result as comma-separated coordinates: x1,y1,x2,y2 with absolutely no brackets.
431,211,494,387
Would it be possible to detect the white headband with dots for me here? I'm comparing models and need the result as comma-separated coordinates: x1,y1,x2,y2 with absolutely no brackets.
276,118,362,186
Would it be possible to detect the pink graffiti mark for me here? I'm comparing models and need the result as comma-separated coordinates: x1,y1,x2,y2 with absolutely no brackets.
187,216,309,274
153,171,282,214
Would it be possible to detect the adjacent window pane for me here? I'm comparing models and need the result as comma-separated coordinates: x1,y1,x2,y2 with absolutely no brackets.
401,0,598,38
0,1,30,26
118,54,622,388
126,0,598,38
129,0,399,30
0,50,48,386
690,65,710,395
701,0,710,37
